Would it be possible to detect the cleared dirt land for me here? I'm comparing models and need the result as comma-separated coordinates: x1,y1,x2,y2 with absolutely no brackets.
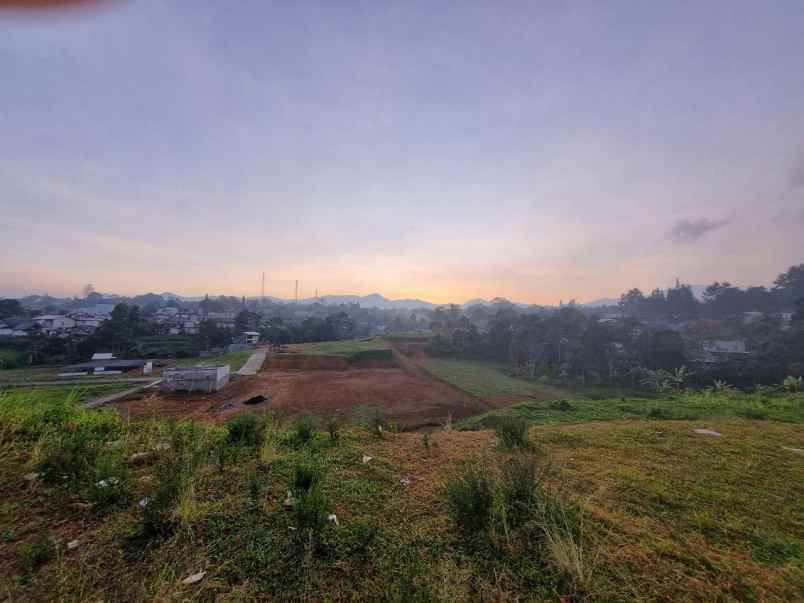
113,341,486,428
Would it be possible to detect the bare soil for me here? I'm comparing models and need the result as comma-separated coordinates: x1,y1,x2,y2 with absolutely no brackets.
112,351,486,429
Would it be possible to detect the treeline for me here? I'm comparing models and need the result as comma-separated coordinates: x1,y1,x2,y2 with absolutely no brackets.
617,264,804,319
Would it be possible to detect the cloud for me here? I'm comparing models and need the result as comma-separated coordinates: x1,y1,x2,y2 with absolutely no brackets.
669,217,731,243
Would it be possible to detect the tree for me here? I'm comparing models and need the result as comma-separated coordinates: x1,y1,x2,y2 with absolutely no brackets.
774,264,804,307
235,310,260,333
0,299,24,320
81,283,96,298
619,289,645,316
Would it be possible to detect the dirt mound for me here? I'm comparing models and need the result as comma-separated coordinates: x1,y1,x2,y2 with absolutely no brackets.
264,354,349,370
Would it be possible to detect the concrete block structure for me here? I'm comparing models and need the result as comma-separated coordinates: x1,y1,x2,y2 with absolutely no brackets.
160,365,230,393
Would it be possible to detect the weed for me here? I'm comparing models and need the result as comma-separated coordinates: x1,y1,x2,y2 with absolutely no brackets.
226,413,262,447
293,416,315,447
422,432,430,452
501,456,540,528
495,417,530,449
782,375,802,392
247,471,262,511
19,528,57,577
647,406,668,419
542,506,597,597
292,461,322,495
444,463,494,537
326,415,340,444
549,399,574,412
87,454,132,514
293,485,329,548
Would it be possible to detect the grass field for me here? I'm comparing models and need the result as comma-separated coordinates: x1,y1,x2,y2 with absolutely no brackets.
176,349,254,371
0,366,60,384
0,387,801,601
459,389,804,429
288,338,391,358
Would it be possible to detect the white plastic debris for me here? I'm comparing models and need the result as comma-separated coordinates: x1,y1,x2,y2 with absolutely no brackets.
693,429,722,437
327,513,339,526
153,442,171,451
283,490,295,509
782,446,803,454
23,472,40,482
362,455,373,464
95,477,121,488
400,478,411,488
67,539,80,550
138,497,151,509
181,571,206,585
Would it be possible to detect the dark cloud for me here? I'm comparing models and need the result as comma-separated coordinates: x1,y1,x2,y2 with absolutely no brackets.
669,217,731,243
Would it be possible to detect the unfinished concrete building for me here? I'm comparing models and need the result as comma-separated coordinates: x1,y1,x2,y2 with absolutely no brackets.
160,365,230,393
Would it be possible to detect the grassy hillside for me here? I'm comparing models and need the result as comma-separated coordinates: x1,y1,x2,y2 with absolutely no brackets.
289,338,390,357
459,389,804,429
0,390,802,601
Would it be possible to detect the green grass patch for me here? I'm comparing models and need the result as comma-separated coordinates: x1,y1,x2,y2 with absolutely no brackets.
459,390,804,429
176,349,254,371
290,338,390,358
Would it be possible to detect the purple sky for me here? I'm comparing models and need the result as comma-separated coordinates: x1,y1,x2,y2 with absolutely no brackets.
1,1,803,303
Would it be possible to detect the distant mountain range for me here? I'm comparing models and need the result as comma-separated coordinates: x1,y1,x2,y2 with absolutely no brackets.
8,285,712,311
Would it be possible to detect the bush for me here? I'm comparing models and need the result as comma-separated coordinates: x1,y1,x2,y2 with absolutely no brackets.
326,415,340,443
35,425,103,484
445,464,494,536
18,528,57,576
293,416,315,447
292,461,321,495
293,485,329,547
290,460,328,547
783,375,802,392
501,456,540,528
495,417,530,449
226,413,262,446
87,454,132,514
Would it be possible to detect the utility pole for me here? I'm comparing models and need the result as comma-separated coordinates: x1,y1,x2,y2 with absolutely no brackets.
295,280,299,304
261,272,265,306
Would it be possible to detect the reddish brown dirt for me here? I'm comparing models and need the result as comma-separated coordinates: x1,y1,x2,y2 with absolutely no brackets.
112,352,486,429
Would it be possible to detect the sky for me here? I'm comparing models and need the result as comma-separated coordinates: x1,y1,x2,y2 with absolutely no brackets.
1,0,803,304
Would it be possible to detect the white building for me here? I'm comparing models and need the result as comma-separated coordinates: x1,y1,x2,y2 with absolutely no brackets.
34,315,76,334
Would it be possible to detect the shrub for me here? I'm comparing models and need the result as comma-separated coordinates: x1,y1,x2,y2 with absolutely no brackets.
247,471,262,511
293,416,315,447
293,485,329,547
501,456,540,528
326,415,340,443
87,454,132,514
292,461,321,495
445,463,494,536
646,406,668,419
783,375,802,392
226,413,262,446
549,400,574,412
18,528,57,577
495,417,530,449
35,426,102,484
289,459,328,547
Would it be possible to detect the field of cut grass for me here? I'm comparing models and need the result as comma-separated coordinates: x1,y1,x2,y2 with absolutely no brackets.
0,387,801,601
289,338,391,358
459,389,804,429
0,366,60,384
418,357,641,401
